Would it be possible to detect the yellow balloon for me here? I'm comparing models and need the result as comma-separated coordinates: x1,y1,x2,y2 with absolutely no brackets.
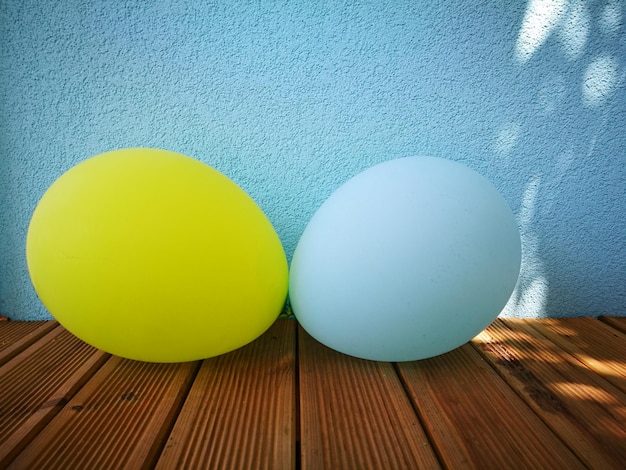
26,148,288,362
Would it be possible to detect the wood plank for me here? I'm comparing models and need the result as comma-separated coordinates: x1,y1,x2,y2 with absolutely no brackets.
1,317,624,468
8,356,198,469
397,342,585,469
0,326,108,467
156,319,297,470
0,321,58,366
473,318,626,469
298,326,441,470
525,317,626,393
599,315,626,334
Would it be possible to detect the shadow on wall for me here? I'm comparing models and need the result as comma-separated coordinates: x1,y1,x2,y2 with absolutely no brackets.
500,0,624,317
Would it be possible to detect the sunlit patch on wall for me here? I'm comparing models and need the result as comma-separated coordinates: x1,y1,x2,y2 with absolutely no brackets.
582,54,620,108
502,273,549,318
598,0,622,36
557,0,590,61
500,176,548,318
493,122,522,157
536,73,567,115
515,0,568,64
554,147,576,181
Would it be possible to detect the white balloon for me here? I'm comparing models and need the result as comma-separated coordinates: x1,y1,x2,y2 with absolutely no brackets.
290,157,521,361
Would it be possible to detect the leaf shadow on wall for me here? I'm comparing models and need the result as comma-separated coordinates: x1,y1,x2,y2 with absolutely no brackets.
499,0,624,318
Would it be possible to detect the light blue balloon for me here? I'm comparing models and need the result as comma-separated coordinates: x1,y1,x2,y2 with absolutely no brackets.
290,157,521,361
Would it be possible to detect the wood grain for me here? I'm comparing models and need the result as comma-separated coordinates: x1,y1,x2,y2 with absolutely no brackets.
1,317,624,469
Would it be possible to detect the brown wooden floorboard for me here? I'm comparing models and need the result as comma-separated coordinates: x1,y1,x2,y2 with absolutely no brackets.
397,343,584,469
0,325,109,467
473,318,626,469
155,320,296,470
9,356,197,469
0,321,58,367
525,317,626,393
298,325,440,470
0,317,624,469
599,315,626,334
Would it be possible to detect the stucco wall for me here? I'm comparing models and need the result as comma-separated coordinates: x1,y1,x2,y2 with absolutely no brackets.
1,0,624,320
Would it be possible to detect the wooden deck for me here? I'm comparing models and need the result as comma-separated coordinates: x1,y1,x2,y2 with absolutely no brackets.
1,316,625,469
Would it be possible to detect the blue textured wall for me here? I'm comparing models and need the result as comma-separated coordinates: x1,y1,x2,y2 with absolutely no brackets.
1,0,624,320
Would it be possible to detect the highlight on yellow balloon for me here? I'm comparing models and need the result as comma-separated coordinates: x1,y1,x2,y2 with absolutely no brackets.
26,148,288,362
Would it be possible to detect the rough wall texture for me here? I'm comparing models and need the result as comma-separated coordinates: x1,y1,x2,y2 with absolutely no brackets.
1,0,624,320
